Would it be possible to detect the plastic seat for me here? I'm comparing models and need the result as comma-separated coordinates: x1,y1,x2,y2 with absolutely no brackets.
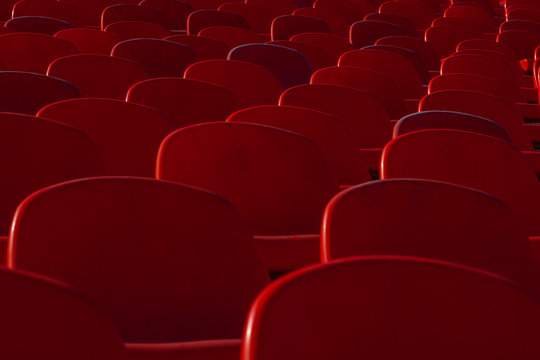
0,112,103,237
393,110,511,141
456,38,521,65
0,71,81,114
376,35,440,71
290,32,352,64
55,28,120,55
165,34,229,60
12,0,80,26
228,44,312,89
245,0,296,17
198,26,260,49
139,0,193,30
0,0,18,21
112,38,197,78
182,0,232,9
500,20,540,34
127,77,239,128
339,48,426,97
104,20,171,40
218,3,274,34
243,256,540,360
187,10,249,36
268,40,331,71
425,25,481,58
157,122,340,271
293,7,349,37
101,4,165,30
5,16,74,35
184,59,282,108
313,0,375,25
0,267,125,359
379,0,436,29
322,179,540,293
420,90,532,150
227,105,371,185
498,30,540,60
363,12,418,37
9,176,270,347
507,7,540,23
48,54,149,99
349,20,408,49
37,98,174,176
0,33,78,74
270,15,330,41
59,0,112,26
382,129,540,237
311,66,407,119
444,5,497,33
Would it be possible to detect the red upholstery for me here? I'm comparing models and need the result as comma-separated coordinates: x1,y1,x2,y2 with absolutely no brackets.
55,28,121,55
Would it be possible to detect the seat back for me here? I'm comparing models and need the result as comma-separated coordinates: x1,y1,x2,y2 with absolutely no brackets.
55,28,120,55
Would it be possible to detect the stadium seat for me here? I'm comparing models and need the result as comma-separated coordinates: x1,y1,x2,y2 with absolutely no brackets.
59,0,112,27
293,7,349,37
364,12,418,37
156,122,340,271
444,4,497,33
111,38,197,77
104,20,171,40
245,0,296,17
227,105,371,185
394,110,512,142
5,16,74,35
322,179,540,294
425,25,482,58
0,0,19,21
498,30,540,61
37,98,174,176
0,71,81,114
47,54,149,99
270,15,330,41
139,0,193,30
290,32,352,64
184,59,282,108
376,35,440,71
12,0,80,26
0,33,78,74
9,177,270,349
127,77,239,128
101,4,165,30
313,0,374,25
198,26,260,49
187,9,249,36
349,20,408,49
55,28,121,55
228,44,312,89
268,40,331,71
379,0,436,30
243,256,540,360
431,16,491,36
218,2,274,34
165,34,229,60
0,267,125,359
381,129,540,237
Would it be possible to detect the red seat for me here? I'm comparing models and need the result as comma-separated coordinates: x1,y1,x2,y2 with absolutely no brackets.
199,26,260,49
55,28,121,55
500,20,540,34
349,20,408,49
313,0,375,25
0,112,103,236
187,9,249,36
322,179,540,294
165,34,229,60
311,66,407,119
112,38,197,78
268,40,331,71
498,30,540,60
393,110,512,141
9,176,270,347
139,0,193,30
290,32,352,64
47,54,149,99
376,35,440,71
184,59,282,108
0,267,125,359
0,71,81,114
104,20,171,40
245,0,296,17
425,25,482,58
12,0,80,26
456,38,522,66
157,122,340,271
5,16,74,35
227,105,371,185
379,0,436,30
101,4,165,30
58,0,112,27
243,256,540,360
444,4,497,33
270,15,330,41
381,129,540,237
0,33,78,74
127,77,239,128
293,7,349,37
228,44,312,89
0,0,18,21
363,12,418,37
219,3,274,34
38,98,174,176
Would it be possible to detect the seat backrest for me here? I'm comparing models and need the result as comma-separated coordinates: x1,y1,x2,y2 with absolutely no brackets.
364,12,418,37
243,256,540,360
165,34,229,60
47,54,149,99
9,176,270,342
184,59,282,108
13,0,80,26
349,20,408,49
379,0,436,29
314,0,374,25
245,0,297,17
198,26,260,49
55,28,121,55
101,4,165,30
268,40,331,71
219,2,274,34
104,20,171,40
139,0,192,30
227,105,371,185
187,9,249,36
270,14,330,41
322,179,540,294
381,129,540,236
293,7,349,37
0,267,125,359
156,122,340,235
111,38,197,78
0,112,103,235
290,32,352,63
498,30,540,60
456,38,521,64
424,25,481,58
228,44,312,89
393,110,511,142
59,0,112,26
0,33,78,74
37,98,174,176
5,16,74,35
420,90,532,150
444,4,496,32
127,77,239,128
376,35,440,71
